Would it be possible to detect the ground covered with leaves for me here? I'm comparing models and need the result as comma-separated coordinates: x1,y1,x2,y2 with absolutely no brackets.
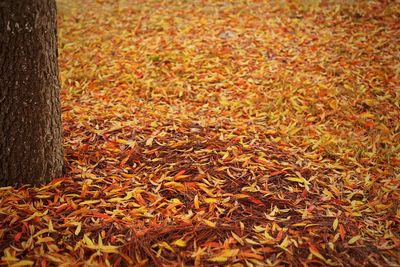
1,0,399,266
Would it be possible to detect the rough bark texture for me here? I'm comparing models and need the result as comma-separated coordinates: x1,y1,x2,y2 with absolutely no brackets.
0,0,63,186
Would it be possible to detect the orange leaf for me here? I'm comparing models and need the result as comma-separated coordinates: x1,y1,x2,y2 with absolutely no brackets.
49,177,69,185
173,170,186,179
92,212,112,220
339,224,346,241
41,258,47,267
239,251,264,260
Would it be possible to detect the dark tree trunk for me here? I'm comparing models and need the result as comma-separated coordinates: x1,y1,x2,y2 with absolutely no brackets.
0,0,63,186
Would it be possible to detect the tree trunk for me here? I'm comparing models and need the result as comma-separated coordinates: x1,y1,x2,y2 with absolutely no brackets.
0,0,63,186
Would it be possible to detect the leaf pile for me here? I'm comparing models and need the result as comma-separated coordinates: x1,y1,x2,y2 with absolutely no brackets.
1,0,399,266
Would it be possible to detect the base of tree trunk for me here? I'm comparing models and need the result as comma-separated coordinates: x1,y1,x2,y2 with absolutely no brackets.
0,0,64,186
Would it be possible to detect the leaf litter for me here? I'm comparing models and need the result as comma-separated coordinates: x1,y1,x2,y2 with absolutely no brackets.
1,0,399,266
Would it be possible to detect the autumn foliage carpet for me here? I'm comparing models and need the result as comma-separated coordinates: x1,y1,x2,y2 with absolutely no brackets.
1,0,399,266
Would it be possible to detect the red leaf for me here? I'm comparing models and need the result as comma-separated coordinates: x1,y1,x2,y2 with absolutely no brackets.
248,197,265,206
14,232,23,242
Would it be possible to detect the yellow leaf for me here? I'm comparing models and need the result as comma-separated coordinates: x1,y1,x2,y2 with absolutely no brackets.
75,222,82,235
221,151,229,160
247,259,265,265
194,194,200,209
0,186,13,191
292,222,307,227
1,256,18,263
48,219,54,231
231,231,244,245
360,112,375,119
348,235,361,245
279,236,290,248
253,225,264,232
22,212,42,222
98,234,103,246
33,229,51,238
37,237,55,243
170,198,183,205
153,241,175,252
81,172,97,179
330,185,341,197
323,189,334,199
83,234,94,246
332,218,339,231
203,219,216,228
198,185,215,197
86,244,119,253
309,246,325,261
245,238,260,245
145,137,154,146
220,249,239,258
375,203,393,211
161,241,175,252
219,96,230,106
264,230,274,240
285,176,310,190
174,239,187,247
209,256,227,262
10,261,34,267
204,198,218,203
108,197,124,203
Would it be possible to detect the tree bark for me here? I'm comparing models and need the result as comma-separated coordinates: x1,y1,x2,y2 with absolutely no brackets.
0,0,63,186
